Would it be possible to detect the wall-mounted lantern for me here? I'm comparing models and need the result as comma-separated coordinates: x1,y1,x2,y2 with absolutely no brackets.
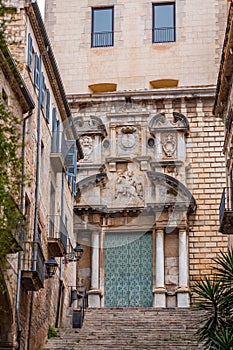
45,256,58,278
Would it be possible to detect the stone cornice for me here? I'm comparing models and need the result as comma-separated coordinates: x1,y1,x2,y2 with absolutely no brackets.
68,86,216,108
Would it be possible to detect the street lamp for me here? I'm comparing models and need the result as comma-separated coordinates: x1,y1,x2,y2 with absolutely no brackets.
73,243,84,261
64,243,84,263
45,256,58,278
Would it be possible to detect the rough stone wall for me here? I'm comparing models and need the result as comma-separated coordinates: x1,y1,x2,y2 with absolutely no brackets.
0,60,26,350
1,2,77,349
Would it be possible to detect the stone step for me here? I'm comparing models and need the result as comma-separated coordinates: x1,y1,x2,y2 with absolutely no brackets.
43,308,204,350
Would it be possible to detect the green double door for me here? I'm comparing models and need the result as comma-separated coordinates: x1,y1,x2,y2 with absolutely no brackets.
104,232,153,307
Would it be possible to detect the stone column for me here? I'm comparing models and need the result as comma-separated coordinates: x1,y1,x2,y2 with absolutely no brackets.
177,229,190,307
153,228,166,307
88,231,101,307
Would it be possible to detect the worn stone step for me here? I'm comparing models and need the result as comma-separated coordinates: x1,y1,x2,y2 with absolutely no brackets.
43,308,204,350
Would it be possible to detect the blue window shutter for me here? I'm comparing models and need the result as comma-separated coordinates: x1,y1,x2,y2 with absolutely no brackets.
40,72,45,107
45,89,50,123
51,107,57,152
65,140,77,195
34,53,40,89
27,33,33,71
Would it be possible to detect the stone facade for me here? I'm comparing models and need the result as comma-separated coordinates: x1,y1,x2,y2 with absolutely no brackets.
44,0,229,310
0,1,80,350
214,0,233,246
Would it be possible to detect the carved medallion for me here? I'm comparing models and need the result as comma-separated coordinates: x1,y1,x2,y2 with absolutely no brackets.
161,133,176,158
119,126,138,151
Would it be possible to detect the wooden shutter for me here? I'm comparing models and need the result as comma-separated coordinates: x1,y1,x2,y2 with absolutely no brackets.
27,33,33,71
65,140,77,196
51,107,57,152
34,53,40,89
40,72,45,107
45,89,50,123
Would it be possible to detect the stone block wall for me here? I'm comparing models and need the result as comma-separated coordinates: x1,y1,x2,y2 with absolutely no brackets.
71,90,228,295
45,0,227,94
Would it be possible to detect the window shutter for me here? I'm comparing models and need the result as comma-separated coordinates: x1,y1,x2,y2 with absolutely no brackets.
40,72,45,107
27,33,33,71
65,140,77,196
51,107,57,152
45,89,50,123
34,53,40,89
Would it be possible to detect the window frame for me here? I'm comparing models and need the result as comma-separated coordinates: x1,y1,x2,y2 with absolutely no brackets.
152,2,176,43
91,7,114,48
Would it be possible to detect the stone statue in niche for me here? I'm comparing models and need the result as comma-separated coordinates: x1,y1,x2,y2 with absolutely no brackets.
161,133,176,158
114,170,143,200
79,135,93,161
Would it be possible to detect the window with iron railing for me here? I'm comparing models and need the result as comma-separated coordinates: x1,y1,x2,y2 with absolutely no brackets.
153,3,176,43
92,7,114,47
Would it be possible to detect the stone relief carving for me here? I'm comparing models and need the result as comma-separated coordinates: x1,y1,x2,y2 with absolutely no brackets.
117,126,139,155
114,170,143,200
120,126,137,149
164,165,178,178
79,135,93,160
149,112,189,132
75,116,105,131
161,133,177,158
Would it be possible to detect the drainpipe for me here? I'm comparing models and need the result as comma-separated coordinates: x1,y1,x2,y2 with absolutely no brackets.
55,171,65,327
16,108,34,350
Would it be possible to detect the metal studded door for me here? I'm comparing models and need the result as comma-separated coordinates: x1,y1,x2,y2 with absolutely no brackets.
104,232,152,307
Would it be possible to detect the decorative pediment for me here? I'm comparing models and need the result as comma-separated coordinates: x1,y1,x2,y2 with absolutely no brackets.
73,116,107,137
76,172,107,201
148,112,189,135
147,171,196,212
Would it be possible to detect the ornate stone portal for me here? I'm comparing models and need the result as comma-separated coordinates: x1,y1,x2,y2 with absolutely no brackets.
74,109,195,308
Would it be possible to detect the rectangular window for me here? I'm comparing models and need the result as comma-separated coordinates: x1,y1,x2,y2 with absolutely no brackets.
153,3,175,43
92,7,113,48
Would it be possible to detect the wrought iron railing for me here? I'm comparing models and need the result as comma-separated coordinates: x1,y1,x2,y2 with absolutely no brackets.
48,215,68,253
22,241,45,286
91,31,113,47
51,131,69,160
153,27,175,43
219,187,233,225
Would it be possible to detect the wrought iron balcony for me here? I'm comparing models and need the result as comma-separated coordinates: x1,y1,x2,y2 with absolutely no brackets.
21,241,45,291
48,215,68,257
50,131,69,172
91,31,113,47
153,27,175,43
219,187,233,234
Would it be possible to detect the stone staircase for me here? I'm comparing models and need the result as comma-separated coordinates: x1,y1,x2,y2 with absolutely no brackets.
43,308,204,350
